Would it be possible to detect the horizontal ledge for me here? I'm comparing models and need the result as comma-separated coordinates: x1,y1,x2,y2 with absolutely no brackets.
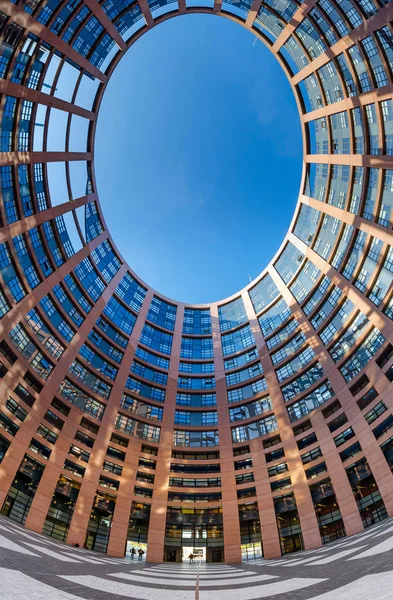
0,151,93,166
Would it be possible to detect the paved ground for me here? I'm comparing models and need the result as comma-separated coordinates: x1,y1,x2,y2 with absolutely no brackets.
1,515,393,599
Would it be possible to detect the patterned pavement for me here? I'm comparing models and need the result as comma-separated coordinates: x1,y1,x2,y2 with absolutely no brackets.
1,515,393,599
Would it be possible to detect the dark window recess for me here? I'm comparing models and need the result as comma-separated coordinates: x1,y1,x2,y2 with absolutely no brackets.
381,436,393,470
350,375,369,396
37,424,58,445
240,500,265,527
265,447,285,463
268,462,288,477
75,430,95,448
334,427,355,447
373,415,393,439
18,454,45,483
233,446,250,456
385,365,393,382
24,371,43,393
357,387,378,411
14,384,35,407
171,450,220,460
139,457,157,470
136,471,155,484
305,461,327,479
51,397,70,416
0,411,19,436
64,459,85,477
365,401,387,425
99,475,119,490
103,460,123,475
339,441,362,462
0,433,10,463
328,413,348,433
263,435,281,449
293,420,312,436
80,417,99,434
142,445,158,456
5,398,27,422
110,433,128,448
271,477,291,492
376,344,393,368
0,341,17,364
237,487,256,499
309,478,336,505
69,444,90,463
29,438,51,460
106,446,126,461
235,472,255,485
234,458,253,470
169,476,220,487
170,463,220,474
0,12,7,32
3,23,23,48
301,447,322,464
44,410,64,430
297,432,317,450
322,400,341,419
167,491,221,502
135,485,153,498
0,362,8,378
345,458,372,486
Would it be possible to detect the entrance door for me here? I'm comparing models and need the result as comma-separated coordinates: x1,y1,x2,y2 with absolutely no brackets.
211,549,222,562
84,530,95,550
2,494,31,524
193,548,204,561
125,541,147,560
165,548,177,562
182,546,206,562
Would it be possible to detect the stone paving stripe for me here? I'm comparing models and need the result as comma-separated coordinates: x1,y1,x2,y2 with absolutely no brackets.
306,547,367,565
22,542,83,562
1,568,84,600
60,575,196,599
0,534,39,556
197,577,327,599
108,571,277,587
347,537,393,559
306,571,393,600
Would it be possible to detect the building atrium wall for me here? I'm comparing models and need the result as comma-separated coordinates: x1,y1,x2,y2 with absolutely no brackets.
0,0,392,565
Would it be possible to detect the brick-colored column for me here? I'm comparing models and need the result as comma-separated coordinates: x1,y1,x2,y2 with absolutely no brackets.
146,305,184,563
249,437,282,558
211,305,242,564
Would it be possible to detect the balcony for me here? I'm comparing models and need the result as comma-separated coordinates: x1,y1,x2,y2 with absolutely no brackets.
94,499,111,515
238,510,259,521
311,486,335,502
130,510,151,520
347,465,372,485
55,482,74,499
19,462,42,482
166,513,223,526
274,499,297,514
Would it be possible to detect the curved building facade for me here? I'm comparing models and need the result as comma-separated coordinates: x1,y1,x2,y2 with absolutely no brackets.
0,0,393,565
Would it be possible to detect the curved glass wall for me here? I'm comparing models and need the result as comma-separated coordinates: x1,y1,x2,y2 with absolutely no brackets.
0,0,392,564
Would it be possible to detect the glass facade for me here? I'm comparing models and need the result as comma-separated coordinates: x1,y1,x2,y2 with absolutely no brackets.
0,0,392,567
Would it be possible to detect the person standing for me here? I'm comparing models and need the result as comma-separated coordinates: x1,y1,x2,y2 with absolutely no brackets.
130,547,136,559
138,548,145,560
188,553,194,563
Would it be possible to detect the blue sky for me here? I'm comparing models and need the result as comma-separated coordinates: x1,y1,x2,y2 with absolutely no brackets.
95,14,302,304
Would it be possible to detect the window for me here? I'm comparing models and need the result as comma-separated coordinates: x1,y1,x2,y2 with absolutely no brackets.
5,397,27,421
